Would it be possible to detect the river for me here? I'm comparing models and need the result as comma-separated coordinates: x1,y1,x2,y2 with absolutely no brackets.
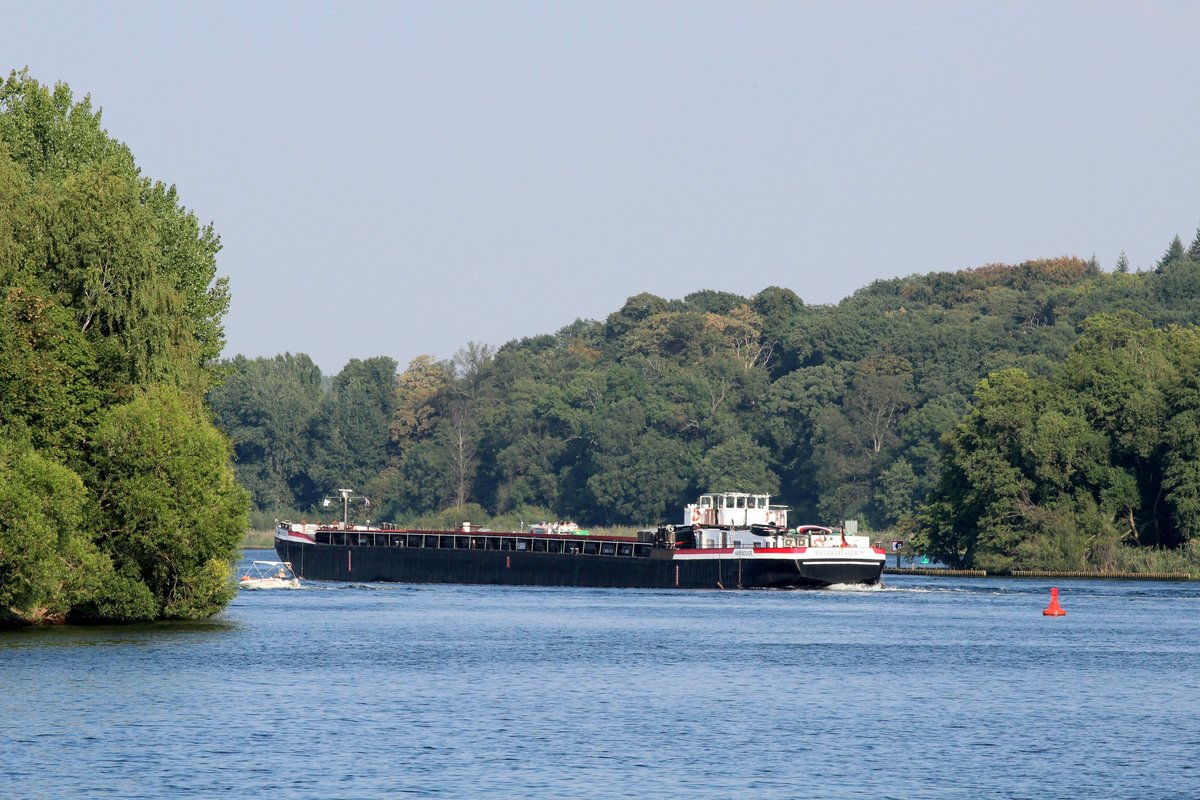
2,550,1197,799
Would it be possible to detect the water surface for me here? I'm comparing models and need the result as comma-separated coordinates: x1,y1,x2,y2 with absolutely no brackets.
2,551,1197,799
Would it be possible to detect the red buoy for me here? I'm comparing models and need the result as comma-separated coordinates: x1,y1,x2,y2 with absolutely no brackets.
1043,587,1066,616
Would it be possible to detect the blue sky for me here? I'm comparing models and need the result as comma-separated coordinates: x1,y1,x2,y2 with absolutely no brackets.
6,1,1200,374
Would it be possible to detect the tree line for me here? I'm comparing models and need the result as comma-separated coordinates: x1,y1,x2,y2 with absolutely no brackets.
211,241,1200,572
0,71,248,625
10,67,1195,628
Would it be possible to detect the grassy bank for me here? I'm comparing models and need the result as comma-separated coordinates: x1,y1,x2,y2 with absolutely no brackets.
242,529,275,548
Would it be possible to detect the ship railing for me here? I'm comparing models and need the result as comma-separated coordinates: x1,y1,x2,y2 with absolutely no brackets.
311,529,653,557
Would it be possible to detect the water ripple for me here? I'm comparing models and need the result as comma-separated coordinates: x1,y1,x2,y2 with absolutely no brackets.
2,562,1198,799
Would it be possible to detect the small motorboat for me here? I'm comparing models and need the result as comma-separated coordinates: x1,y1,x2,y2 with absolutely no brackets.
239,560,301,590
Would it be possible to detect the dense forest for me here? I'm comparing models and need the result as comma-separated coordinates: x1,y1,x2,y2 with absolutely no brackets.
210,240,1200,573
4,70,1198,626
0,71,248,625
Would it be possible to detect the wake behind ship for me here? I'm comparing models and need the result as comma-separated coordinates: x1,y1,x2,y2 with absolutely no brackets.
275,492,886,590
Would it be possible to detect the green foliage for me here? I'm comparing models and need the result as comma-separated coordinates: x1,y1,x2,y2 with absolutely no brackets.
924,311,1200,570
207,353,324,509
307,356,399,501
585,430,693,525
0,70,134,179
1105,541,1200,574
1189,226,1200,263
2,70,227,391
1157,235,1187,272
0,435,104,624
88,386,249,619
605,292,670,340
877,458,919,526
0,285,100,459
208,222,1200,574
695,437,779,497
0,71,245,624
1152,258,1200,315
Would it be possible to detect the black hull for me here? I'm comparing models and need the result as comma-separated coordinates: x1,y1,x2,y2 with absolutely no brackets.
275,539,883,590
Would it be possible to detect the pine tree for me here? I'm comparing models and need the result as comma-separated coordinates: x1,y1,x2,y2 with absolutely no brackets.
1188,224,1200,262
1157,235,1186,272
1115,250,1130,273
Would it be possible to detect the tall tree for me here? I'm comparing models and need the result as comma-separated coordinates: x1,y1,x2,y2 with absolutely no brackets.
1188,224,1200,262
1157,234,1186,272
1159,326,1200,543
442,343,495,507
877,457,920,527
844,355,914,454
206,353,324,510
921,369,1048,569
1115,250,1130,273
2,69,228,390
695,436,779,496
369,355,455,519
1,71,246,624
307,357,397,503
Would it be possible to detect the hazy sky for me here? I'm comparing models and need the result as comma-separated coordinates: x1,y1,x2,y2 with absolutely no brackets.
6,1,1200,375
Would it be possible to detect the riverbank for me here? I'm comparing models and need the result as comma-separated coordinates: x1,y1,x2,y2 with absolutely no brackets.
244,528,1196,579
885,566,1196,580
242,529,274,548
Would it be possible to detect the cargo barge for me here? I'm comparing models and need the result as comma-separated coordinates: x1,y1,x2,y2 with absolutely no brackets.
274,492,886,590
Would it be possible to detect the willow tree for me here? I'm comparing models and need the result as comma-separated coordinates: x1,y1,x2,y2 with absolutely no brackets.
1,69,229,393
0,70,247,624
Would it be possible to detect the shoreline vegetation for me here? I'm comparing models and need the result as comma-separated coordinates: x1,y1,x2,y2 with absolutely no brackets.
8,69,1200,627
885,567,1194,580
242,524,1200,580
245,501,1200,580
244,524,1196,580
1,71,249,627
244,526,1197,581
242,530,276,549
214,268,1200,583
